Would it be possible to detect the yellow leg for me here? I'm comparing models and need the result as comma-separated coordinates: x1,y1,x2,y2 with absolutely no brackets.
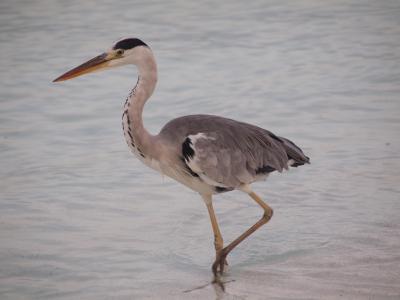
213,189,273,274
205,199,224,254
202,195,227,274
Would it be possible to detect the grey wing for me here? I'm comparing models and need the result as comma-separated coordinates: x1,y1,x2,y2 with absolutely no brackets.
160,115,309,189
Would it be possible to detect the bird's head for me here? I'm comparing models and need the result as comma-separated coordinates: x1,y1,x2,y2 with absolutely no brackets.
53,38,150,82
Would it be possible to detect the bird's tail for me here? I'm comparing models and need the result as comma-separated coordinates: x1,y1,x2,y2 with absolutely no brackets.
279,136,310,167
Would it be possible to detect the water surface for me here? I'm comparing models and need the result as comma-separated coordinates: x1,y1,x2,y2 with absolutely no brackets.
1,0,400,299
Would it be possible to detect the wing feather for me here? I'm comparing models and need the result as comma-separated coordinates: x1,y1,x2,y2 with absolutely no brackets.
159,114,309,188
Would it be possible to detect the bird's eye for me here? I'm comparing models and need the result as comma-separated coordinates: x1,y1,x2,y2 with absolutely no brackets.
116,49,124,56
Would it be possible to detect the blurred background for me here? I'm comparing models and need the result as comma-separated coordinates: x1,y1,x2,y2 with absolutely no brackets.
1,0,399,299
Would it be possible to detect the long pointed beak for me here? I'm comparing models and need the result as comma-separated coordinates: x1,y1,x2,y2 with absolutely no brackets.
53,52,110,82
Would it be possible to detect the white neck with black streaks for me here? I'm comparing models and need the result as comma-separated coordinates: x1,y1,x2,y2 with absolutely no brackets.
121,46,158,159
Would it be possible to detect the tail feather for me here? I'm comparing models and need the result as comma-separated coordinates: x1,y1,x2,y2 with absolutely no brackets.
279,136,310,167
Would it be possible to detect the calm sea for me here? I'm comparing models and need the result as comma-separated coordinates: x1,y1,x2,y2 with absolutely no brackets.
1,0,399,299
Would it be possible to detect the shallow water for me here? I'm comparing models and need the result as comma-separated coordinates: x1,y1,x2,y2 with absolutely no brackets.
1,0,400,299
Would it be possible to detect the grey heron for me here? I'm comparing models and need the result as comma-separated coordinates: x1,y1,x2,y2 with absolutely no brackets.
53,38,310,275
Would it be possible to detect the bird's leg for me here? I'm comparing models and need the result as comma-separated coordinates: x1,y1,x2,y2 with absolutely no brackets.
202,195,227,275
214,189,273,274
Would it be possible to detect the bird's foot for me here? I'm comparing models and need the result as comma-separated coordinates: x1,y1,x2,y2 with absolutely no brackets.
212,250,229,276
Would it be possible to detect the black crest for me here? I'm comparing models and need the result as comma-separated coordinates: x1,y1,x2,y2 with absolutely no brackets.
113,38,148,50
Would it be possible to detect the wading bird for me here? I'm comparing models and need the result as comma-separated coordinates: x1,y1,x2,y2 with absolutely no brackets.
53,38,309,275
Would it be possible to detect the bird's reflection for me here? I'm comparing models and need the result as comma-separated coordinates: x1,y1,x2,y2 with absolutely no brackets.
183,275,235,299
212,275,226,299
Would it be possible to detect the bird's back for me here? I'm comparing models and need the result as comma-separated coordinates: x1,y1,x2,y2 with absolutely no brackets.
158,115,309,190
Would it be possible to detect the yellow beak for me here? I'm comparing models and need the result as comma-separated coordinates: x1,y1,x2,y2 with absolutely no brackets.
53,52,111,82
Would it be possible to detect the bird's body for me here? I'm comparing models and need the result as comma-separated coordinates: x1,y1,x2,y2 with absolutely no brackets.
54,38,309,276
129,113,307,195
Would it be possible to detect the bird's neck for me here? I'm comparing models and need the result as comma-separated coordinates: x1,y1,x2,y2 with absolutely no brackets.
122,51,158,157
